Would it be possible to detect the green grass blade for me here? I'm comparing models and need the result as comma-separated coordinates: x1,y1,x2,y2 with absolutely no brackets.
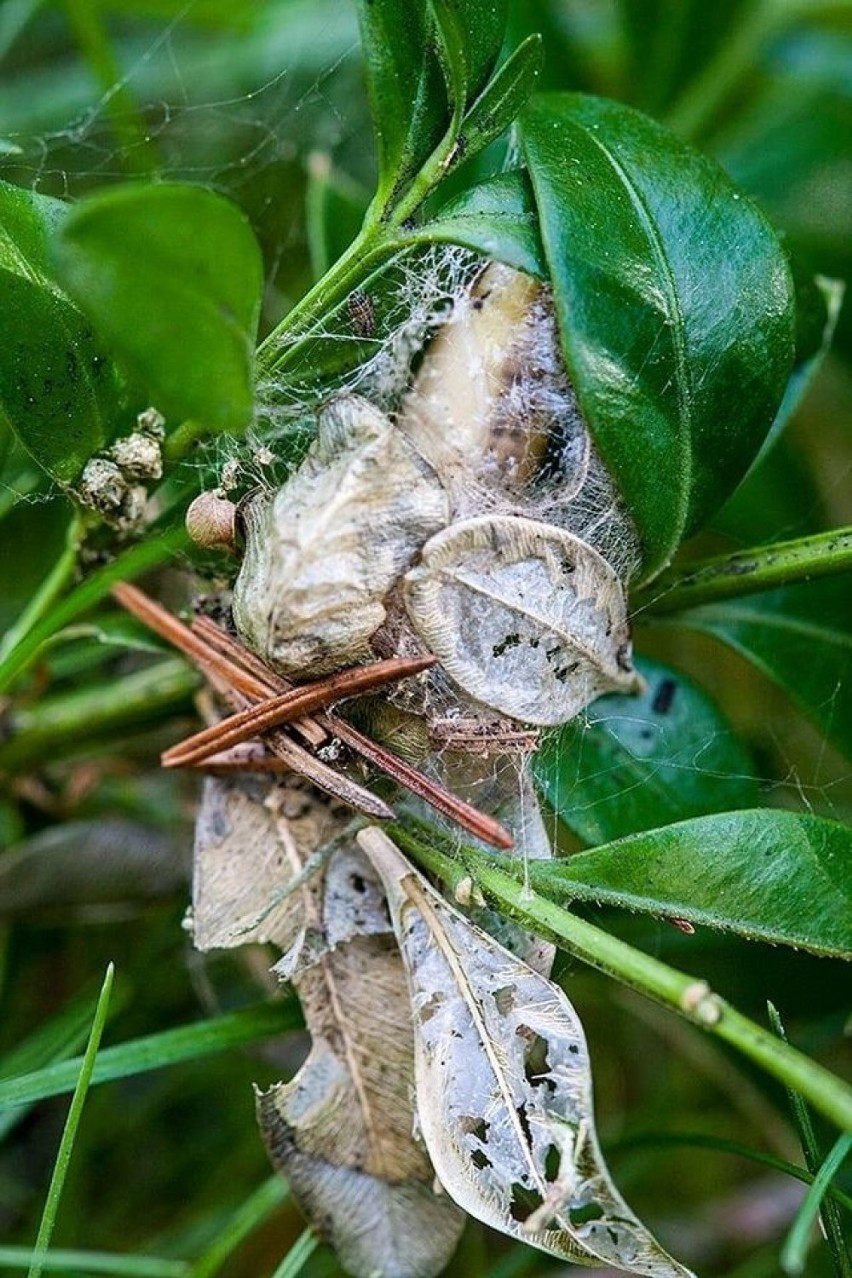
781,1133,852,1276
0,1248,188,1277
0,1002,300,1109
769,1003,852,1277
28,962,115,1278
612,1131,852,1214
269,1231,317,1278
191,1177,289,1278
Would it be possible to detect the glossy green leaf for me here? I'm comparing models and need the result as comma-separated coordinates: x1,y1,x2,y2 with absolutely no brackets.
0,180,125,483
534,656,758,846
519,93,796,581
457,34,543,162
526,809,852,958
415,169,545,277
52,183,263,434
429,0,507,121
667,577,852,761
356,0,506,207
355,0,448,204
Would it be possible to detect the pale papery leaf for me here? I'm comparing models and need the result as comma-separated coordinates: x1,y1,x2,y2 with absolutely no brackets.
358,827,695,1278
196,776,464,1276
404,513,641,725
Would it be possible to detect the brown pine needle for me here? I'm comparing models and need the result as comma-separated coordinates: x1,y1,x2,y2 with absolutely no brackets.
163,654,435,768
111,581,514,848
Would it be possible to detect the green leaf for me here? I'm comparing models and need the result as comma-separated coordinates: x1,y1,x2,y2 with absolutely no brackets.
305,158,369,282
429,0,507,123
0,180,125,483
356,0,506,206
51,183,263,434
526,809,852,958
667,577,852,761
459,34,542,154
415,170,545,277
519,93,796,581
534,656,758,845
355,0,448,204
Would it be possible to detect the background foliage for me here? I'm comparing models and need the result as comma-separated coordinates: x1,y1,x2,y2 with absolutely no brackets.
0,2,850,1276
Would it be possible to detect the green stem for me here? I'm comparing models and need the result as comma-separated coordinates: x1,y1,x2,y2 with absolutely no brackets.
0,512,81,663
257,229,398,379
634,527,852,616
0,656,199,773
269,1231,317,1278
393,830,852,1134
0,523,188,697
58,0,158,175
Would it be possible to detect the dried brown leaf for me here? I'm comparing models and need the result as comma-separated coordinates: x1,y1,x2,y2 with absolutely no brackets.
359,827,694,1278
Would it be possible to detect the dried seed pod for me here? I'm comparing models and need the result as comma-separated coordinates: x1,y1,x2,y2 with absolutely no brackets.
404,514,640,726
185,491,238,554
232,394,448,676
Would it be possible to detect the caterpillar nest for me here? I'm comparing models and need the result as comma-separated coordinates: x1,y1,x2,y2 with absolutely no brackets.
220,261,641,737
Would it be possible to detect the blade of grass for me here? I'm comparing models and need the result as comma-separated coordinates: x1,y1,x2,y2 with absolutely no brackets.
611,1132,852,1214
28,963,115,1278
769,1003,852,1278
190,1177,289,1278
268,1231,317,1278
0,1002,301,1110
0,1248,188,1277
781,1133,852,1275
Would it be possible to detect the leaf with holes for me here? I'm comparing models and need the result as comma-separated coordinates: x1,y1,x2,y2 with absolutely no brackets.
359,827,694,1277
195,776,464,1278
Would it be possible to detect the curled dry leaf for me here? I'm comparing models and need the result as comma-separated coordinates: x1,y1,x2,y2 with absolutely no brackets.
404,514,641,725
192,776,464,1278
358,827,694,1278
233,394,448,677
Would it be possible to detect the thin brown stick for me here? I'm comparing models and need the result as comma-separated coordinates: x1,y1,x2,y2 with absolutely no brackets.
328,717,515,850
163,654,435,769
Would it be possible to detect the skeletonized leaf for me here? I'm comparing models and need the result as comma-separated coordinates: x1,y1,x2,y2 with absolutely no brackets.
359,827,694,1278
404,514,641,725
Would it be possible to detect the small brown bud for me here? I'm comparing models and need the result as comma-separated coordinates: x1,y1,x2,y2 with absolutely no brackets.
186,491,238,553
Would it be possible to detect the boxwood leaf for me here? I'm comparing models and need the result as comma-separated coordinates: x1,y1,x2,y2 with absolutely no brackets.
52,183,263,434
534,656,758,846
458,33,543,160
415,169,545,277
0,180,125,483
519,93,796,581
356,0,506,207
524,809,852,959
667,577,852,761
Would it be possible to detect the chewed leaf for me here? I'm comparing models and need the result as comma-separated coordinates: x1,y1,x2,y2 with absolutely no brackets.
404,514,641,725
359,827,694,1278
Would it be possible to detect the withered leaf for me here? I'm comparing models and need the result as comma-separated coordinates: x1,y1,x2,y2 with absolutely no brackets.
233,393,448,676
359,827,694,1278
195,776,464,1277
404,514,641,726
258,930,465,1278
